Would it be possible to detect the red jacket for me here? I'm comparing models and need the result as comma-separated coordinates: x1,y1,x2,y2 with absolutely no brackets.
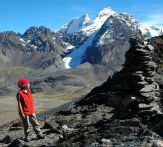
17,89,35,115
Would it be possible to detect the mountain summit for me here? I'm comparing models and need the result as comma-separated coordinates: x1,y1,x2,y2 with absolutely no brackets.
66,14,92,34
60,7,117,36
82,7,117,35
60,7,162,69
97,7,116,17
0,7,162,70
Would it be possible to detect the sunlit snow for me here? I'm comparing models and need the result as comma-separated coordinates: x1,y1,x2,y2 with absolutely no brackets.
82,7,116,35
19,38,26,46
63,57,72,69
63,32,97,69
60,7,163,69
30,44,37,49
19,38,25,43
67,14,91,33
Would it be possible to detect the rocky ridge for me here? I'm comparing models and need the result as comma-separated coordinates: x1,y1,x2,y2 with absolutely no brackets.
0,36,163,147
0,26,65,69
0,8,162,71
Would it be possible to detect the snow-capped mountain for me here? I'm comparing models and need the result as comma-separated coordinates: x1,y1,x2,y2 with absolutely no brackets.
82,7,116,36
60,7,119,68
60,7,162,69
66,14,92,34
0,7,162,71
139,25,163,39
56,7,117,37
56,7,162,39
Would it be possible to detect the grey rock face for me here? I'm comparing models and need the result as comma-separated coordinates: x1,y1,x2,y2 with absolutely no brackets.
22,26,54,46
0,27,65,70
83,14,140,71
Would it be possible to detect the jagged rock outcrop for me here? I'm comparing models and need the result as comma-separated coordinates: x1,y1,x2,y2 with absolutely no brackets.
0,31,26,66
22,26,54,47
0,27,65,69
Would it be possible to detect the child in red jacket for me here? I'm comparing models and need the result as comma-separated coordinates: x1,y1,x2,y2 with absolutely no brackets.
16,78,44,142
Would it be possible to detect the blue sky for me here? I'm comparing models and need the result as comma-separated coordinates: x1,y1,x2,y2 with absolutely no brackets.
0,0,163,33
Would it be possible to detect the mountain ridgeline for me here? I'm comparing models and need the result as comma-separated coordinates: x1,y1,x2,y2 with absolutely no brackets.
0,7,163,146
0,7,162,70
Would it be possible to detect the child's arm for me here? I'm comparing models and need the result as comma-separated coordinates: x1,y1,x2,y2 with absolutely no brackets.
16,94,25,118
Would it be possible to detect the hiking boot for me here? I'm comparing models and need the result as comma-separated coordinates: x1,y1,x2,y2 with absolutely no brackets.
24,136,31,142
37,133,44,139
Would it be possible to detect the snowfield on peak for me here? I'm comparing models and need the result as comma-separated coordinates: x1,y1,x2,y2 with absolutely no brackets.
58,7,163,69
67,14,92,34
62,7,117,36
63,32,98,69
62,7,118,68
82,8,117,36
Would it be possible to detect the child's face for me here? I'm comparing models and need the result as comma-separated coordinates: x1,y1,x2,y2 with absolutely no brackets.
27,84,30,89
23,84,30,89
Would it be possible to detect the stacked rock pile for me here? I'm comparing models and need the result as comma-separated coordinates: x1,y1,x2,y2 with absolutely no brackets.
123,37,160,107
78,36,160,111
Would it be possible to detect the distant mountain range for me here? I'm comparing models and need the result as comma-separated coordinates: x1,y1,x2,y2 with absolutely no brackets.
0,10,163,144
0,7,162,71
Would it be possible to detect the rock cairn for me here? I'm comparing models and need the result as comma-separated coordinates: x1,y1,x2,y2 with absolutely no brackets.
123,37,160,108
79,36,160,111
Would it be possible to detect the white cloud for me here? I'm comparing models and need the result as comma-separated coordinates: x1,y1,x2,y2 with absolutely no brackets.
141,14,163,27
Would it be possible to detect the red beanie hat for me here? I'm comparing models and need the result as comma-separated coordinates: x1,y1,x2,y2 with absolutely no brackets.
17,78,29,88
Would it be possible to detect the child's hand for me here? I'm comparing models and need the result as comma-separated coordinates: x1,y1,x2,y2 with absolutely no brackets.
19,112,25,119
22,114,25,119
